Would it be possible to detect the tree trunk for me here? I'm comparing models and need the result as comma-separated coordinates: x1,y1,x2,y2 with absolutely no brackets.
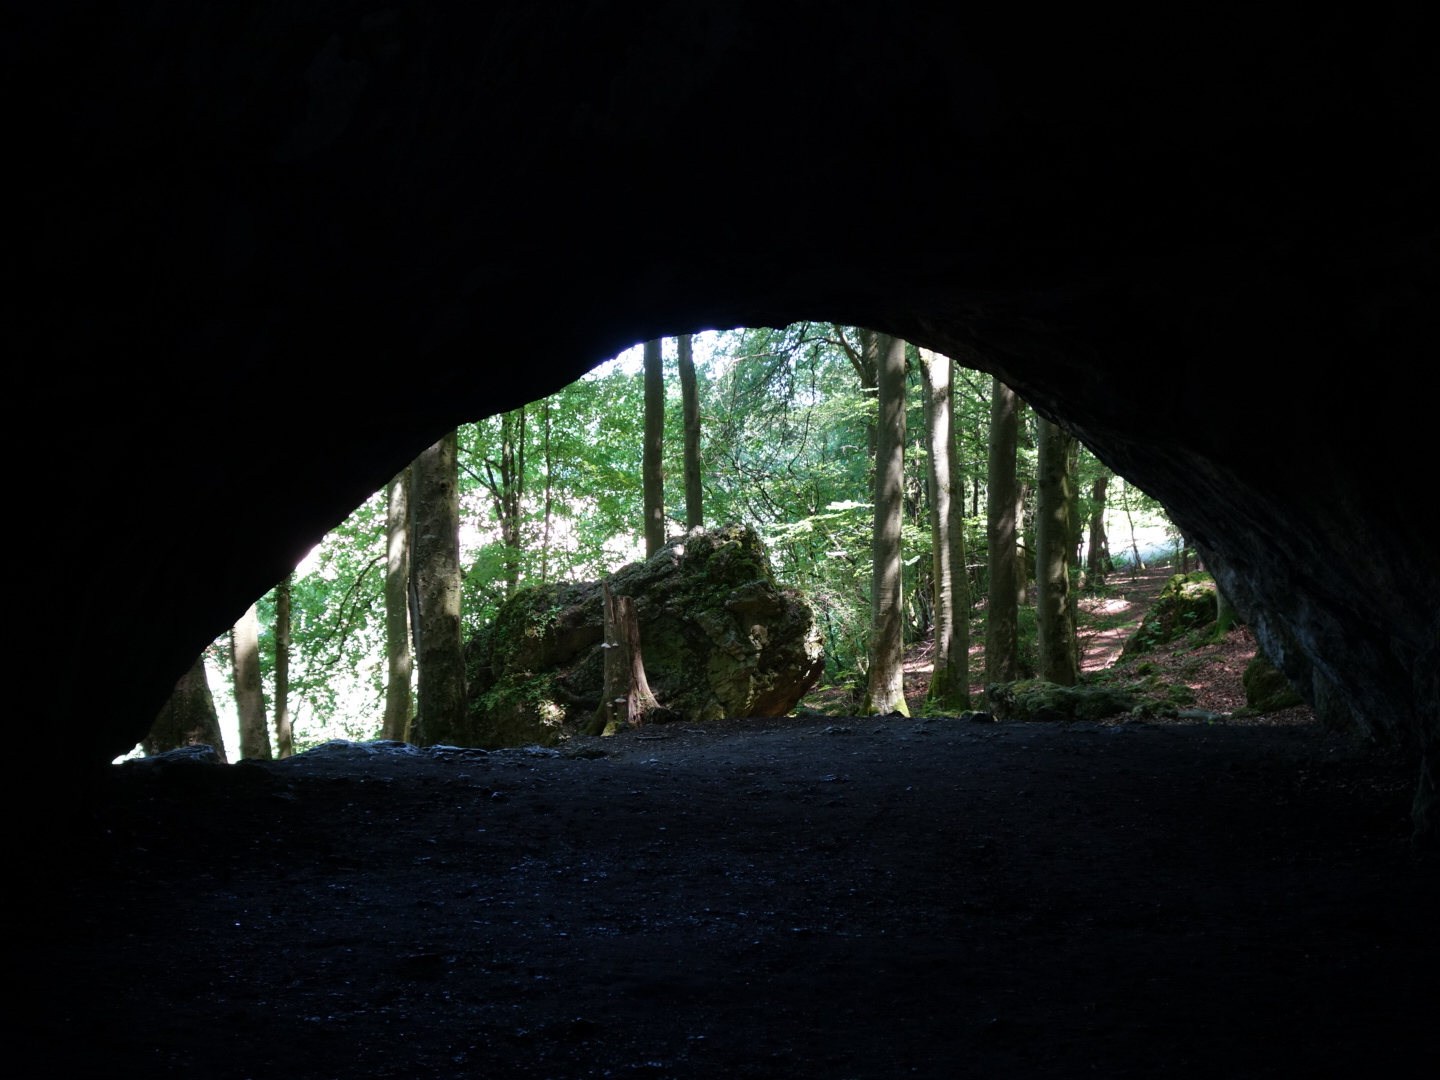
677,333,704,530
985,377,1020,691
479,409,526,597
231,602,270,759
642,338,666,557
920,349,969,711
540,398,554,581
587,580,666,734
382,468,413,741
1036,417,1080,686
1122,477,1146,573
865,334,909,716
411,431,469,746
1086,472,1111,585
144,655,227,761
273,574,294,758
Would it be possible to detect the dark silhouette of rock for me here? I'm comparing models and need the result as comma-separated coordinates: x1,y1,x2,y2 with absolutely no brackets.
8,7,1435,836
468,525,825,748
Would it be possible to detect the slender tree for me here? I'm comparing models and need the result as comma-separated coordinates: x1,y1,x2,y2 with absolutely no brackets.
382,467,413,741
540,398,555,581
643,338,666,557
865,334,909,715
1121,476,1146,573
1036,417,1080,685
273,574,294,758
411,431,469,746
919,348,969,711
144,655,227,760
474,408,526,596
231,603,271,759
1086,471,1112,585
985,377,1020,691
677,333,704,530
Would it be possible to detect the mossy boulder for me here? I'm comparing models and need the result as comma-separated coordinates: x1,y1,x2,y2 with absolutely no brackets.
1242,646,1304,712
1120,573,1217,658
466,525,825,749
986,680,1138,723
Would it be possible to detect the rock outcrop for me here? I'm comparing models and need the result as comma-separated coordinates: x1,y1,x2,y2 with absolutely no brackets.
12,8,1436,837
987,681,1138,723
467,526,825,748
1120,574,1217,659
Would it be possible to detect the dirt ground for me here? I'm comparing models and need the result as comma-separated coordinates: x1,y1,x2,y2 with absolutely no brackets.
20,713,1436,1079
17,573,1438,1079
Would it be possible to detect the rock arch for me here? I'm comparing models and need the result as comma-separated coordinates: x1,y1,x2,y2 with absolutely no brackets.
10,4,1434,832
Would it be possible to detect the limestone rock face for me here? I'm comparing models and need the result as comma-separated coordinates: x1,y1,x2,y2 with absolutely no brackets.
987,680,1138,723
1121,574,1217,658
467,526,824,748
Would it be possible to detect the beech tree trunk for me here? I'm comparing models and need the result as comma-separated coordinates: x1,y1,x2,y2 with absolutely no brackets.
1086,472,1112,585
478,409,526,597
1122,477,1146,573
920,349,969,711
540,399,554,581
411,431,469,746
642,338,666,557
382,468,413,741
986,377,1020,691
144,655,227,761
273,574,294,758
587,580,665,734
865,334,908,716
1036,417,1080,686
678,333,703,530
231,602,270,759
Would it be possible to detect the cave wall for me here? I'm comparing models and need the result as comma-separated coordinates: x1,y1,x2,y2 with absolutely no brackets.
8,4,1435,825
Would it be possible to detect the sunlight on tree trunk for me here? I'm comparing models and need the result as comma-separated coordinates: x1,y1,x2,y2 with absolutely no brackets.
920,349,969,711
273,574,294,758
1036,417,1080,685
678,333,704,530
412,431,469,747
643,338,666,557
587,580,665,734
865,334,908,716
986,378,1020,693
1086,472,1111,586
232,603,271,759
144,656,227,761
382,468,413,741
1122,477,1146,574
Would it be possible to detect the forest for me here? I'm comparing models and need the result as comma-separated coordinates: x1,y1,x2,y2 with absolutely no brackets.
135,324,1189,763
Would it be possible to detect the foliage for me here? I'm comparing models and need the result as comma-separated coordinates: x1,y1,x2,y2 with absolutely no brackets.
211,324,1185,746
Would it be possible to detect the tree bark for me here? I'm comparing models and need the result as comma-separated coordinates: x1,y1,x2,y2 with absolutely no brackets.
1086,472,1112,585
587,580,665,734
540,398,554,582
920,349,969,711
1036,417,1080,685
865,334,909,716
231,603,271,759
677,333,703,530
642,338,666,557
144,655,227,761
411,431,469,746
985,377,1020,690
382,468,413,741
1122,477,1146,573
479,409,526,597
273,574,294,758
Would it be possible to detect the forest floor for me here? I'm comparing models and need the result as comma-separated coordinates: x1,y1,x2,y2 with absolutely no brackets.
19,568,1437,1079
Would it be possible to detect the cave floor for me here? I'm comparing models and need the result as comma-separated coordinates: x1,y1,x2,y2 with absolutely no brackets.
28,716,1438,1079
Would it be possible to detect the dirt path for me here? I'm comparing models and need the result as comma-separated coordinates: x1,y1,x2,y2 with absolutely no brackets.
24,715,1434,1079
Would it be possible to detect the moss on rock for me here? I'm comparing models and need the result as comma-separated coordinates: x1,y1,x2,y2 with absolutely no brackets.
1120,573,1217,658
987,680,1139,722
467,525,824,749
1242,646,1304,712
